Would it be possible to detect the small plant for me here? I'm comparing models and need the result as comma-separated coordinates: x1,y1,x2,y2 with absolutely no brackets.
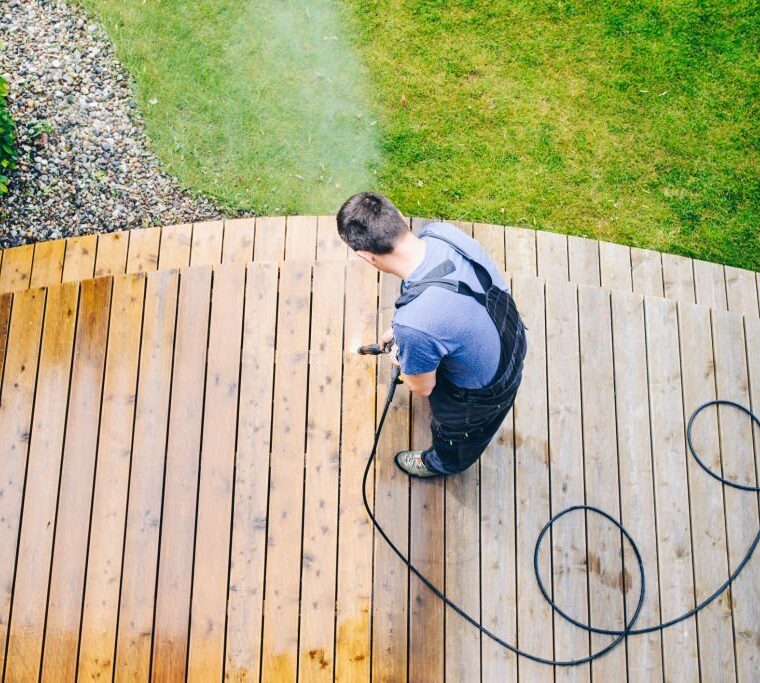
0,73,18,195
29,118,55,144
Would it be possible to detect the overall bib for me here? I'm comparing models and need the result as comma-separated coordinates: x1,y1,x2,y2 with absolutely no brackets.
395,232,527,474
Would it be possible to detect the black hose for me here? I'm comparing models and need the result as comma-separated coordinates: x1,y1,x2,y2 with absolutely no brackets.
362,375,760,667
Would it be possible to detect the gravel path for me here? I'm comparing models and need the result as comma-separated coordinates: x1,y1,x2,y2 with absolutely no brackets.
0,0,223,249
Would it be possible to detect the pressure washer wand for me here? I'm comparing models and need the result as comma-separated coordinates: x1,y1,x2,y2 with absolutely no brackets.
357,342,392,355
357,341,402,399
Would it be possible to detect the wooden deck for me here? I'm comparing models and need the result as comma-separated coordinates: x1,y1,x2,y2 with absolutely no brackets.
0,217,758,682
0,216,758,319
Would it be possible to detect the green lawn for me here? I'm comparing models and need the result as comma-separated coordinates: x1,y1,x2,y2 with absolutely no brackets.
77,0,759,269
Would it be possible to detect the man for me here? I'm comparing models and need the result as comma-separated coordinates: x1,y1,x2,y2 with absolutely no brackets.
336,192,527,477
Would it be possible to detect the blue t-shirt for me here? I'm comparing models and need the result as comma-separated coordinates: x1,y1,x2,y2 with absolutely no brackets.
393,222,508,389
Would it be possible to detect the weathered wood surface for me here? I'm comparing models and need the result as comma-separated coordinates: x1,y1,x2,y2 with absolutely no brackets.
0,254,758,682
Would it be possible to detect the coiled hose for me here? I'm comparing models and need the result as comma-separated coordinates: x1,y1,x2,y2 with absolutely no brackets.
362,368,760,666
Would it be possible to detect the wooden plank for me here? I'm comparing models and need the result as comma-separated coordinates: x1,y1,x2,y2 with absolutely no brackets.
94,231,129,277
285,215,318,260
677,302,735,681
712,310,760,681
316,215,348,260
744,315,760,678
536,230,568,282
693,259,728,311
545,279,589,679
476,234,517,681
261,262,312,681
225,263,279,682
411,213,476,675
408,396,444,683
661,253,695,305
473,222,506,269
190,220,224,267
254,216,286,261
371,271,410,683
187,264,245,680
114,269,178,679
61,234,97,283
511,275,553,678
480,405,518,681
725,265,759,317
30,239,65,288
298,261,345,680
410,217,436,234
453,220,474,237
445,464,481,682
599,240,632,292
485,267,518,681
644,296,699,681
504,227,536,277
0,244,34,293
151,267,211,682
334,261,377,682
0,294,10,384
568,235,600,286
40,277,112,681
126,226,161,273
2,286,73,682
630,247,663,297
610,290,663,681
746,314,760,467
159,223,193,270
77,273,146,682
578,285,627,681
223,218,255,263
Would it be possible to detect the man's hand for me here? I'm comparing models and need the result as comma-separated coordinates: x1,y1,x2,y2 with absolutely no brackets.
380,326,394,346
390,343,400,368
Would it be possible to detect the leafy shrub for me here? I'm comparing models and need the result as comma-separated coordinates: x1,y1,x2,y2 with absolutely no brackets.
0,74,17,195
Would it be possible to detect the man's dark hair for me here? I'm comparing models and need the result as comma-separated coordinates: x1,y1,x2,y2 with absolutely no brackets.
336,192,409,254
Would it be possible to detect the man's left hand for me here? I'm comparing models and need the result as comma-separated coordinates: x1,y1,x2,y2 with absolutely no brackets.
390,343,400,368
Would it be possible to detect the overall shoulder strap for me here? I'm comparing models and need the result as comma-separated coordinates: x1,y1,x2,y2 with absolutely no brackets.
420,230,493,293
395,278,487,309
418,259,456,281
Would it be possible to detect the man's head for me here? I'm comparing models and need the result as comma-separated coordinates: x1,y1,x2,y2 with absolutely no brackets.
336,192,410,269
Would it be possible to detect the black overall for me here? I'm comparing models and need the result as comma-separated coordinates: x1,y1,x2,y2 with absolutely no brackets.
395,232,527,474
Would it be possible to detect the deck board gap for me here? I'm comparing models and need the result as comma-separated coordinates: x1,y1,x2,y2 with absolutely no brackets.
184,270,213,679
674,303,705,681
146,271,184,682
73,277,116,677
638,296,667,676
111,274,150,679
38,283,83,677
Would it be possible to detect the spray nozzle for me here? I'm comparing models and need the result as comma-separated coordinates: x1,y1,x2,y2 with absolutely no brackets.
357,342,393,355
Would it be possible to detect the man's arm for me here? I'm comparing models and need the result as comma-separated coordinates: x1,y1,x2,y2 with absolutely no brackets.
388,324,446,396
389,345,436,396
391,322,445,398
391,340,436,396
401,369,437,397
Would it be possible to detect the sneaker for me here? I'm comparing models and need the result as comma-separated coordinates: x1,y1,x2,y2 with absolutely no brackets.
394,450,441,478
